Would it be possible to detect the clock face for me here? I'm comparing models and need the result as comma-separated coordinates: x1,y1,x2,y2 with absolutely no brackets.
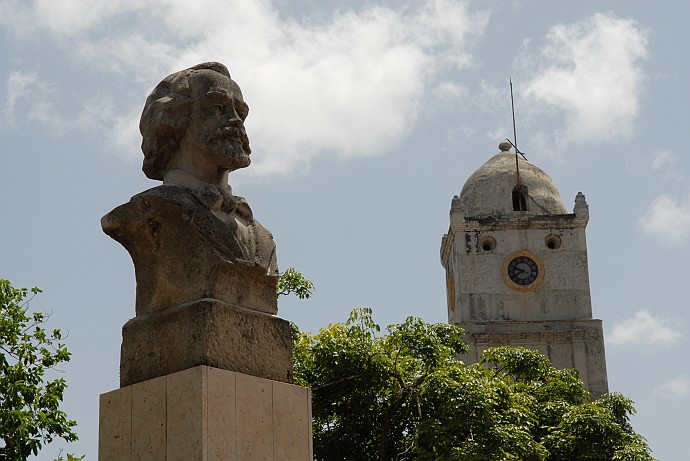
507,256,539,286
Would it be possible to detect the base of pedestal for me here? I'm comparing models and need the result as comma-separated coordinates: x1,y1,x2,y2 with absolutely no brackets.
120,299,293,387
99,366,312,461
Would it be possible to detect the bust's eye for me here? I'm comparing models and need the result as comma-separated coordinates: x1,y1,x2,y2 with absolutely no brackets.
209,104,224,115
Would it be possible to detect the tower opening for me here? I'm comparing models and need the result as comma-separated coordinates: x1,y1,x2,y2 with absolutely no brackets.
512,185,528,211
546,234,562,249
481,236,496,252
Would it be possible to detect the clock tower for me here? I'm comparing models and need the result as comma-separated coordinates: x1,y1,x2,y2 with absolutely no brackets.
440,141,608,396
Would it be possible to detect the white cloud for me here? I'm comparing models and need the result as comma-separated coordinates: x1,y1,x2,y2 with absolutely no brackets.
520,13,648,147
2,71,115,135
608,310,681,346
3,71,54,127
77,34,180,82
639,194,690,242
655,377,690,399
434,81,468,101
0,0,145,37
1,0,490,176
651,150,677,171
623,148,684,182
649,149,683,181
112,108,145,163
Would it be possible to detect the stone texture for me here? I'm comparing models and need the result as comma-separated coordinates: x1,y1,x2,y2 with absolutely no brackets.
167,367,205,460
459,319,608,397
237,372,273,460
100,62,309,459
273,376,313,459
120,299,293,387
207,368,237,460
101,62,278,317
443,224,593,324
99,386,131,461
102,62,293,387
131,376,166,461
102,185,278,316
441,144,608,396
98,367,313,461
457,151,568,218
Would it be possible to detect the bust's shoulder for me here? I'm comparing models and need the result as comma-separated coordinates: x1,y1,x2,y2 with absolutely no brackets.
131,184,199,207
101,185,203,234
102,184,276,273
124,184,206,212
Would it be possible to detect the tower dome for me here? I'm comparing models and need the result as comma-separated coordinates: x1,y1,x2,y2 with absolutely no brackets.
458,143,567,217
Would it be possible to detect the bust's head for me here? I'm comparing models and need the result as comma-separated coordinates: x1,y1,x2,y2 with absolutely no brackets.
140,62,251,181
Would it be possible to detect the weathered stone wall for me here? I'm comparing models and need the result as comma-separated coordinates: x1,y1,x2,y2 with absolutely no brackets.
447,223,593,324
441,146,608,396
459,319,608,398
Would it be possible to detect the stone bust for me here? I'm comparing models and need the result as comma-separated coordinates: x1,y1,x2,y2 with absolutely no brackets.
102,62,278,316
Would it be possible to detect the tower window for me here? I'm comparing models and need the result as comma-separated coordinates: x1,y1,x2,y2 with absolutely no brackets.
481,236,496,252
512,185,528,211
546,234,562,249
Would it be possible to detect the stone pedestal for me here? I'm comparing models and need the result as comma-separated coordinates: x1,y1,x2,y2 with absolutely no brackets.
100,62,312,461
120,299,292,387
99,366,313,461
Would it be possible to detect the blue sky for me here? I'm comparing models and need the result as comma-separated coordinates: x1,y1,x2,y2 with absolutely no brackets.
1,1,688,459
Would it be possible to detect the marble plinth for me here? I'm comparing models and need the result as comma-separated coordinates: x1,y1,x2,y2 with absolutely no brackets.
99,366,312,461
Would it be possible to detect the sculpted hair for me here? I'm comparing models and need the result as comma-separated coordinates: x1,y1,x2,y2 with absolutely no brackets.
140,62,232,180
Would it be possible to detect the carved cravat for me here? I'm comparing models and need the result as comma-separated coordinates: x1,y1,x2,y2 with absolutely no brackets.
164,168,253,219
196,184,238,214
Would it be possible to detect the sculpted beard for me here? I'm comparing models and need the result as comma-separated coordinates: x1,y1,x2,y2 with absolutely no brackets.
206,126,251,168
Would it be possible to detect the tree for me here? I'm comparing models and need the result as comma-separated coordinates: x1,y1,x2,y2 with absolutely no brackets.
277,267,315,300
292,308,654,461
0,279,80,461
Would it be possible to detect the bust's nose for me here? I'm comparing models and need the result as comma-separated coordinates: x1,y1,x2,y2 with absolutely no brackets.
226,108,244,128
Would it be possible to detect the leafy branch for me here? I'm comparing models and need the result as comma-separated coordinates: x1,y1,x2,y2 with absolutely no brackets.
0,279,80,461
277,267,315,300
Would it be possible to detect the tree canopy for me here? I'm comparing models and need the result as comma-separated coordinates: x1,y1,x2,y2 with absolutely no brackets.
292,308,654,461
277,267,315,300
0,279,80,461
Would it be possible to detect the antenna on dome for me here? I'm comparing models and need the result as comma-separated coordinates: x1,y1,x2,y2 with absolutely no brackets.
508,79,527,162
508,79,529,211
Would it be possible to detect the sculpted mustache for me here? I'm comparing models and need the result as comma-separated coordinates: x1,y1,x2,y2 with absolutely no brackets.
208,127,249,147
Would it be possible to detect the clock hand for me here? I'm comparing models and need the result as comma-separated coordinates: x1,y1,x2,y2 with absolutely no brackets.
515,263,531,278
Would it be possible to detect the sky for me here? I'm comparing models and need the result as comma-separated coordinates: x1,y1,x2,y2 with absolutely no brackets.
0,0,688,459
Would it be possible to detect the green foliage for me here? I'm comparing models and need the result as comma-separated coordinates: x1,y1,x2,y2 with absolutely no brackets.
277,267,315,300
0,279,79,461
293,309,655,461
293,308,468,460
480,345,553,382
542,393,653,461
54,450,84,461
